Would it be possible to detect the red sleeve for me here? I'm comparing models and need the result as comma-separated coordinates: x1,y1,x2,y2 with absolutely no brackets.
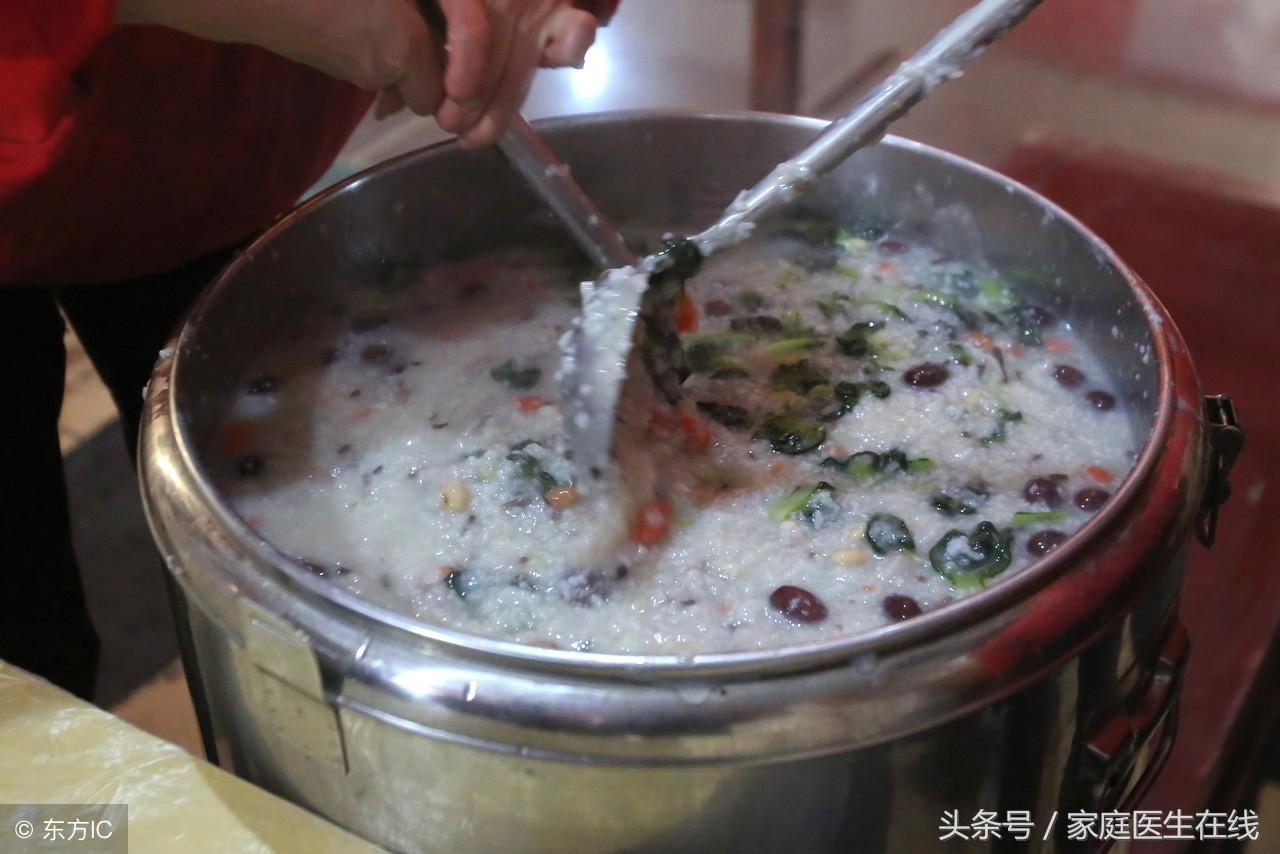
0,0,117,197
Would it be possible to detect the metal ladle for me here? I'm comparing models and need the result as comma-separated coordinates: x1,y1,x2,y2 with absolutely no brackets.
499,0,1046,473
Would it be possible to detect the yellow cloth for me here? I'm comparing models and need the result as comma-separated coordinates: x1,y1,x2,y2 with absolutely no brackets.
0,661,383,853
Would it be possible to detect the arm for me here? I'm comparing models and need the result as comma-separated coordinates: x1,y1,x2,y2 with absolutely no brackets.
116,0,615,144
116,0,447,115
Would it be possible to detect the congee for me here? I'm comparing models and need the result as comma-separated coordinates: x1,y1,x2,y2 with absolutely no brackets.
212,220,1135,654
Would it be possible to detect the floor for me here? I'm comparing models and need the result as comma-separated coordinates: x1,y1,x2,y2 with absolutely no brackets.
60,0,1280,838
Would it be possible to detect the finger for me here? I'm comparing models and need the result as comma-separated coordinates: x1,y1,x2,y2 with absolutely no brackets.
573,0,619,26
374,87,405,119
436,4,517,136
396,18,445,115
539,7,596,68
458,24,542,148
436,0,493,103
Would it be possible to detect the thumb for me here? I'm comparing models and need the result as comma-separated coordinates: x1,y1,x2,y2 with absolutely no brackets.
540,7,597,69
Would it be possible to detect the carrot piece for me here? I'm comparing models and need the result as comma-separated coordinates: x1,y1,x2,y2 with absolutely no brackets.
679,413,712,451
1085,465,1114,485
1007,344,1025,359
878,261,896,274
631,497,673,546
517,395,546,413
1044,337,1073,354
220,419,257,456
969,330,995,351
676,294,699,333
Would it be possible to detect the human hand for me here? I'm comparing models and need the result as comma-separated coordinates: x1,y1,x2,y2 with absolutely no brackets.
432,0,606,148
117,0,617,144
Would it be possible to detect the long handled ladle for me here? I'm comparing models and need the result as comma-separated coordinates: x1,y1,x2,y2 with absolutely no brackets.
498,0,1046,473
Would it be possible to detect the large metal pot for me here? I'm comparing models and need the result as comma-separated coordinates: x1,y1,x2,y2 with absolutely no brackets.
140,112,1234,853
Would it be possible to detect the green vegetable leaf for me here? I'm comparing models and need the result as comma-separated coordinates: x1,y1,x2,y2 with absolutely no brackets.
980,408,1024,445
759,414,827,455
1009,510,1068,527
865,380,892,399
929,521,1013,588
1007,305,1046,347
490,359,541,390
866,513,916,556
768,482,838,524
696,401,753,430
651,238,704,282
738,289,766,311
978,277,1016,310
822,449,931,485
816,292,852,319
818,381,863,422
931,494,978,517
875,302,912,322
685,333,749,373
845,451,879,485
948,343,973,366
444,568,469,599
730,315,784,334
506,451,560,493
835,321,881,358
760,337,822,356
906,457,936,474
782,219,841,247
770,360,829,395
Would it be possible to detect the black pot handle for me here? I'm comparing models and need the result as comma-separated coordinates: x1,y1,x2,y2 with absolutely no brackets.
1197,395,1244,548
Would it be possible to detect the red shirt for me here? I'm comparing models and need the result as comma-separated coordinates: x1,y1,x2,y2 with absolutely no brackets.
0,1,372,286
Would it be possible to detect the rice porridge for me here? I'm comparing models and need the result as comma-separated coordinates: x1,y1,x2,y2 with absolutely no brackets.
212,221,1136,654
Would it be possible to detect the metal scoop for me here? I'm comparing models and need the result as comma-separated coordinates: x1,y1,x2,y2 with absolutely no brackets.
503,0,1045,473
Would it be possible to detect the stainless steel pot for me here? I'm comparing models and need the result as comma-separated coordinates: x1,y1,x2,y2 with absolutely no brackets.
140,112,1237,853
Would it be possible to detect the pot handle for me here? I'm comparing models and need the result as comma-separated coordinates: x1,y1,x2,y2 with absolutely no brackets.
1196,395,1245,548
1080,619,1189,822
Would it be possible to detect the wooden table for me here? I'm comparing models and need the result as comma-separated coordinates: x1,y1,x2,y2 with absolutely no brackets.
750,0,804,113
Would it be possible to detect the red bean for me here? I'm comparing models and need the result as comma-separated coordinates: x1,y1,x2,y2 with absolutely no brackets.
1052,365,1086,388
360,344,393,364
247,375,279,394
1086,390,1116,411
882,594,922,621
704,298,735,317
1023,306,1057,328
1023,477,1062,508
1074,487,1111,512
769,585,828,623
236,454,264,477
1027,530,1067,555
903,362,950,388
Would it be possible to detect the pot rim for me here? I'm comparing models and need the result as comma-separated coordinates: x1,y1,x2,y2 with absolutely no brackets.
167,109,1177,678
